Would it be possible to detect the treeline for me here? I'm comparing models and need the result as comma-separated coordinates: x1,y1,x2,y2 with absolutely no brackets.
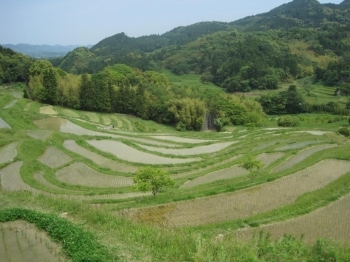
26,61,266,130
46,2,350,95
259,85,349,116
231,0,350,31
0,45,33,84
162,31,299,92
314,58,350,88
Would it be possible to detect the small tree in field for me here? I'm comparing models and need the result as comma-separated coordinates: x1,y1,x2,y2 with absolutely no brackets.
133,167,175,196
240,156,263,178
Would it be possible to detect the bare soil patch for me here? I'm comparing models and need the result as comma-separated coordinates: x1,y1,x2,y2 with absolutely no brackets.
138,141,236,156
56,162,134,188
150,135,214,144
272,144,337,173
180,165,248,188
235,194,350,244
0,221,67,262
33,117,67,131
0,142,18,165
63,140,137,173
39,106,57,115
27,130,51,140
88,140,202,165
125,159,350,227
38,147,72,169
0,117,11,129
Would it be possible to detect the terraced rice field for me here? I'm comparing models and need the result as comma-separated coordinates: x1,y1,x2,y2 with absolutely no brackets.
2,94,350,252
109,115,124,128
126,159,350,227
172,155,243,179
38,147,72,169
56,162,133,187
150,135,214,144
27,130,51,140
272,144,337,173
0,162,30,192
0,221,67,262
274,140,321,151
256,152,285,167
0,116,11,129
60,108,80,118
0,143,18,165
35,118,177,146
3,99,17,109
63,140,137,173
23,102,32,111
87,140,202,165
180,165,248,188
101,115,111,125
83,112,100,123
137,141,236,156
39,106,57,115
119,115,134,130
235,194,350,244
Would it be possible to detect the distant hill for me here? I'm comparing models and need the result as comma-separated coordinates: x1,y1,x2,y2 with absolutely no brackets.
2,44,92,58
52,0,350,79
230,0,350,30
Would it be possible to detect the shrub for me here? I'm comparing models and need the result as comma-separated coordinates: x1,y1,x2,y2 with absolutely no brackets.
277,115,300,127
338,127,350,137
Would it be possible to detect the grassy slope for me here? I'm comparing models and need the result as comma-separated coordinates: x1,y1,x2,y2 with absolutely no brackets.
1,83,350,261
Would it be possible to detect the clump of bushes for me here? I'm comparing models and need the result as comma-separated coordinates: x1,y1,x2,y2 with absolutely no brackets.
277,115,300,127
338,127,350,137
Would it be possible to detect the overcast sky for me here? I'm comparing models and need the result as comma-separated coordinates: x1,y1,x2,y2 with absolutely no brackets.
0,0,344,46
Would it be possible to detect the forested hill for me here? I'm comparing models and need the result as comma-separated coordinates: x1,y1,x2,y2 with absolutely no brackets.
231,0,350,31
51,22,232,73
52,0,350,79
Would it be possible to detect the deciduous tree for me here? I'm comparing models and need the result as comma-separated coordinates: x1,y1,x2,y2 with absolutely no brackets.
133,167,174,196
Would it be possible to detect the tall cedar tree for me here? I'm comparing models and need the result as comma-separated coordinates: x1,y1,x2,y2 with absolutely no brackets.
42,68,58,105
